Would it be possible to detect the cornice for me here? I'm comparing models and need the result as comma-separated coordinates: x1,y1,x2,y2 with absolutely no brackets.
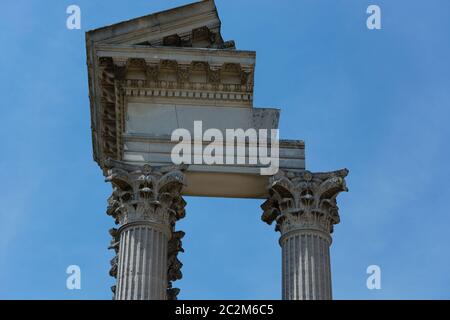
95,44,255,65
86,0,220,44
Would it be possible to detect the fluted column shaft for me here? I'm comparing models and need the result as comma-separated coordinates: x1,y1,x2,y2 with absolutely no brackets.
116,223,169,300
280,230,332,300
262,169,348,300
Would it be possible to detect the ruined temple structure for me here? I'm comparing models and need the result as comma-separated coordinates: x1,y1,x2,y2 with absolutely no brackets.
85,0,348,300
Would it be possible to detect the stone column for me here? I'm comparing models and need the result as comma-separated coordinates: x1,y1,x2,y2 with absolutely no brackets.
105,160,187,300
261,169,348,300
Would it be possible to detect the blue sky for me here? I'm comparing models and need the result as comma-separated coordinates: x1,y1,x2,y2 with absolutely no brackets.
1,0,450,299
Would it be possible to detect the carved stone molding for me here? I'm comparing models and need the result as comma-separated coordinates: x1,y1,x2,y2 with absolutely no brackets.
95,56,254,162
123,80,252,98
102,57,254,91
261,169,349,237
98,57,124,161
150,25,232,49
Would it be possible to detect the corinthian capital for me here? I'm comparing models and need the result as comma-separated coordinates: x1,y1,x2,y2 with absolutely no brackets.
104,159,188,228
261,169,348,236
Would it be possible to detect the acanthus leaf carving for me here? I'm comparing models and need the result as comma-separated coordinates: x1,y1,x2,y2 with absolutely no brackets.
145,63,160,81
261,169,348,235
167,230,185,300
104,160,187,227
208,67,221,84
177,65,191,83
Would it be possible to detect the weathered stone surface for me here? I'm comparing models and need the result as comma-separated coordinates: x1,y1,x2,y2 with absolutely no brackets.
261,169,348,300
105,159,187,300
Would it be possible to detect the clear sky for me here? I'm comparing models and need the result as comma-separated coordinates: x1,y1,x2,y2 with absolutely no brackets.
1,0,450,300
